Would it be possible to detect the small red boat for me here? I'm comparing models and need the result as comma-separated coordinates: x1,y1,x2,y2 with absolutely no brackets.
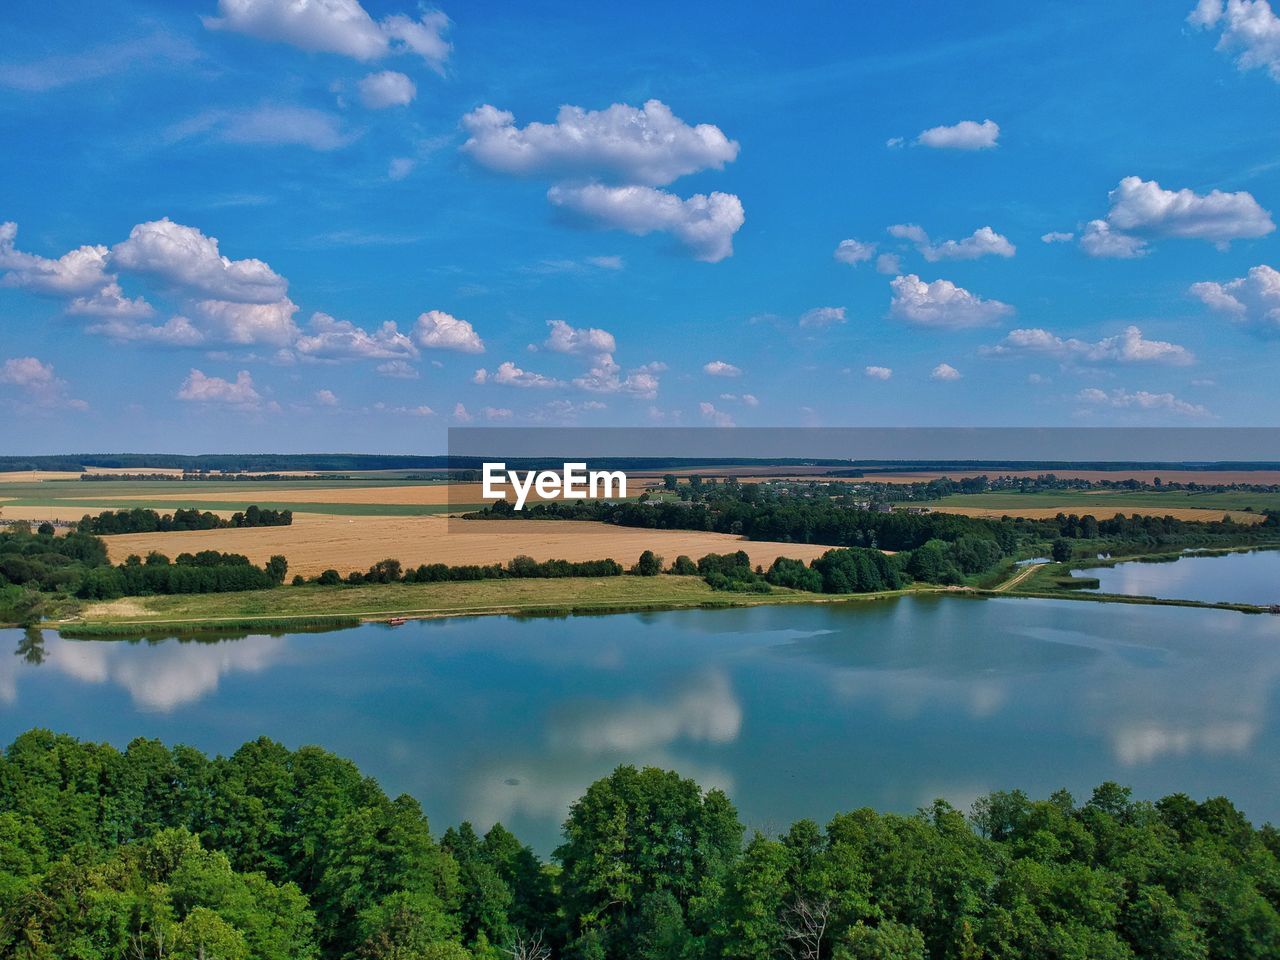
386,617,408,626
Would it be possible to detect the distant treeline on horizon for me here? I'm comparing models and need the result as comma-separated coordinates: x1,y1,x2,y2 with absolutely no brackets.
4,453,1280,474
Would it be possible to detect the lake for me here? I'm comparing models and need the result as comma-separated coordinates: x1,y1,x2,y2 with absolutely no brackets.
3,594,1279,852
1083,548,1280,606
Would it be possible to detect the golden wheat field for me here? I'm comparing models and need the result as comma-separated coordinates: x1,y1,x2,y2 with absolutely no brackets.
101,515,837,577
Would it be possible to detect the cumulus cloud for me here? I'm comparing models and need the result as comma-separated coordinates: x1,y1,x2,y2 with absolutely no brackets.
1041,231,1075,244
699,401,734,426
930,362,962,381
887,223,1016,261
484,360,563,388
461,100,738,187
189,297,300,346
462,100,742,261
295,311,417,360
915,119,1000,150
413,309,485,353
0,222,153,318
112,218,288,303
204,0,451,71
376,359,419,378
876,252,902,274
572,355,660,398
1080,176,1273,256
1190,0,1280,81
547,183,744,262
1076,386,1210,418
798,306,846,328
176,368,262,408
833,239,876,265
982,325,1194,366
1190,264,1280,334
85,315,205,347
358,70,415,108
703,360,742,377
889,274,1013,328
864,365,893,380
66,281,154,319
0,356,88,410
544,319,616,356
313,388,338,406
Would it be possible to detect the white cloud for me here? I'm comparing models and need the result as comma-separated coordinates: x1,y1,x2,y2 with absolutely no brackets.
547,183,744,262
172,105,353,151
176,368,262,408
1076,386,1210,418
915,119,999,150
0,222,111,296
376,359,419,378
1190,264,1280,334
452,402,473,422
413,309,485,353
487,360,562,388
699,401,734,426
586,255,624,270
483,406,513,420
1190,0,1280,81
572,355,660,398
358,70,415,108
887,223,1016,261
204,0,451,70
66,281,154,319
0,222,154,319
875,252,902,274
798,306,846,328
295,311,417,360
544,319,616,356
372,401,434,417
889,274,1013,328
0,356,88,410
1081,176,1273,256
1079,219,1148,258
982,325,1194,366
461,100,738,187
833,239,876,265
703,360,742,377
86,315,205,347
1041,231,1075,244
388,156,415,180
931,362,962,381
111,218,288,303
189,297,300,346
864,365,893,380
313,388,338,406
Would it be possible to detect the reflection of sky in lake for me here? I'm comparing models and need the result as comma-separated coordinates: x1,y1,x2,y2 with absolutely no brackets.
1084,549,1280,606
2,590,1279,852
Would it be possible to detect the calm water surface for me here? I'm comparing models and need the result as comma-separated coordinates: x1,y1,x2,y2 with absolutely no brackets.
3,595,1279,851
1084,548,1280,606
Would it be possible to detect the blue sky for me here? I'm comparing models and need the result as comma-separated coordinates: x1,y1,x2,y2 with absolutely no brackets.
2,0,1279,453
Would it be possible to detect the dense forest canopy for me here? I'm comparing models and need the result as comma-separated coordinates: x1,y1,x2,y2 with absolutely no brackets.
0,731,1276,959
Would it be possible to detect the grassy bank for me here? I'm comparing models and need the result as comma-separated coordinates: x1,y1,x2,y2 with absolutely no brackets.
57,576,894,632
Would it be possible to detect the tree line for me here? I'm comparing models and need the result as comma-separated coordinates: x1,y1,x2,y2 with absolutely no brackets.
1,730,1276,959
78,504,293,535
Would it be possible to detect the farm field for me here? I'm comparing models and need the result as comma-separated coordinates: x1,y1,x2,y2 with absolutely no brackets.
865,469,1280,485
97,515,837,577
919,489,1280,522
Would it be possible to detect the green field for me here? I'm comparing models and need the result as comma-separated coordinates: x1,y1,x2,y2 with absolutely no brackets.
923,489,1280,514
60,575,894,633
